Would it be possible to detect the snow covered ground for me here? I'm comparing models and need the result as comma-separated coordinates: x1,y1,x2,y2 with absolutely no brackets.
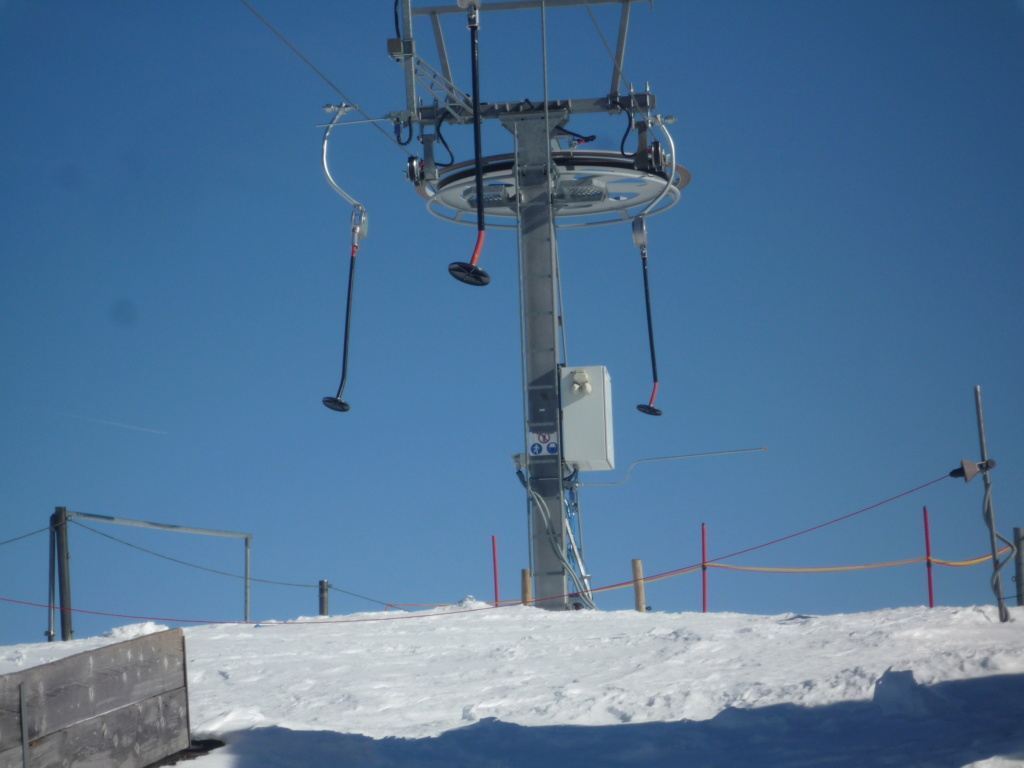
2,601,1023,767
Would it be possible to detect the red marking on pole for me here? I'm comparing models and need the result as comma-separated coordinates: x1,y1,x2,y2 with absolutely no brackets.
470,230,485,267
492,535,500,607
701,523,708,613
649,381,660,408
923,507,935,608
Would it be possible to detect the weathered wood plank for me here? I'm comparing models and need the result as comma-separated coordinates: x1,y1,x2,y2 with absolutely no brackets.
0,687,189,768
0,629,186,753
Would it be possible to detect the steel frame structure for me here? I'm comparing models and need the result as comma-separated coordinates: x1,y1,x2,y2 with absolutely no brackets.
389,0,678,609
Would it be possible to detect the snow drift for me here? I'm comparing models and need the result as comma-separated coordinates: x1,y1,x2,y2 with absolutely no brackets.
2,602,1022,767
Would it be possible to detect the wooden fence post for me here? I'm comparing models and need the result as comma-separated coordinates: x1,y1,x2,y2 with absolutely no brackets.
521,569,532,606
632,559,646,612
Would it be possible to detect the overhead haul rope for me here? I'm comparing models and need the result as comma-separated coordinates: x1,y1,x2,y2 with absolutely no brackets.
236,0,413,157
0,526,50,547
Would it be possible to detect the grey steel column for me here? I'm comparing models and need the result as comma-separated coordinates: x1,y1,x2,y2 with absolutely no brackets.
54,506,74,640
512,114,569,610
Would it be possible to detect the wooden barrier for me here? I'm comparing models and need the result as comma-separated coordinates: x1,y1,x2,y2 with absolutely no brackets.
0,629,190,768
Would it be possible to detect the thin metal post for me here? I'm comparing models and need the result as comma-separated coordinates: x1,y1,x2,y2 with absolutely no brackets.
1015,528,1023,607
491,535,500,606
319,580,330,616
46,520,56,642
399,0,417,119
701,523,708,613
54,507,73,641
609,0,631,97
974,386,1011,622
244,536,252,623
923,507,935,608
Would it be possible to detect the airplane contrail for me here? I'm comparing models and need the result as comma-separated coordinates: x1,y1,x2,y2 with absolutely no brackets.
73,415,169,435
29,407,169,435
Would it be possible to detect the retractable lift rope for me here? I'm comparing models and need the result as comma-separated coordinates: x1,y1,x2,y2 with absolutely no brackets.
321,106,369,412
448,1,491,287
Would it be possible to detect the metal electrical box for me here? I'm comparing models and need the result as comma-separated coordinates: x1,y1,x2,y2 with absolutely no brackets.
560,366,614,471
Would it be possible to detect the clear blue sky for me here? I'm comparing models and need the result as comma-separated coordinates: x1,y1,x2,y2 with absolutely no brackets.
2,1,1022,647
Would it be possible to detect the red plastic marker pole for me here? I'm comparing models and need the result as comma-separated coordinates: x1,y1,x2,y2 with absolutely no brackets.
492,535,500,607
701,523,708,613
923,507,935,608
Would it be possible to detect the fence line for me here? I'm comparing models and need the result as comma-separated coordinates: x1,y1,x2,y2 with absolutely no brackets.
0,471,1010,629
0,544,1011,628
705,548,1012,575
70,520,390,606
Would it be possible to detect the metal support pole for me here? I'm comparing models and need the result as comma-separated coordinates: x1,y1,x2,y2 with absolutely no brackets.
1015,528,1023,607
609,1,632,98
701,523,708,613
46,521,56,642
244,536,252,623
491,535,500,606
974,386,1011,622
319,580,330,616
399,0,417,119
512,114,571,610
53,507,73,641
923,507,935,608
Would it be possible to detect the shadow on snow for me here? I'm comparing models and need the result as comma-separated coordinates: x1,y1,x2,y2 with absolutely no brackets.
214,672,1024,767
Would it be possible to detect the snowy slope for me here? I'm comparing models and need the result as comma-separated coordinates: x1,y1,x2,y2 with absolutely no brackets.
2,602,1023,767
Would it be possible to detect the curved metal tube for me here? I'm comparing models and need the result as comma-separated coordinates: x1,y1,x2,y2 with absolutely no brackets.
322,109,365,220
638,116,677,219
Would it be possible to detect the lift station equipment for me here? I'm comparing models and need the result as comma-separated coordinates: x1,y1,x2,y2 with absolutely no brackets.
323,0,690,610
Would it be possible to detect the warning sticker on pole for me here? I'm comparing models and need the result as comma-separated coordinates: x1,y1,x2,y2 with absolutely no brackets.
529,432,559,457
